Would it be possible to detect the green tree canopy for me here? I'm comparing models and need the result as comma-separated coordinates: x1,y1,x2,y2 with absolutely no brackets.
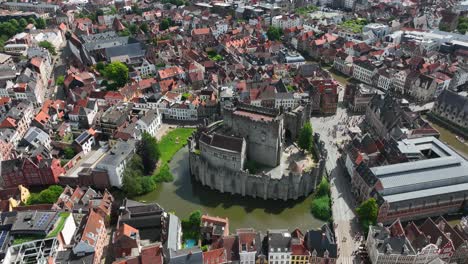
138,132,161,175
297,122,313,152
63,146,75,159
27,185,64,205
39,41,56,55
35,18,47,29
159,18,173,31
19,18,28,28
103,62,129,87
140,22,149,33
121,154,158,197
458,17,468,34
356,198,379,233
28,17,36,26
9,19,19,29
55,75,65,86
267,26,283,41
316,176,330,197
128,24,138,35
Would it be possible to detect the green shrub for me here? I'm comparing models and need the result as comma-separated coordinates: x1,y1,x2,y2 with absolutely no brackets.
311,195,331,221
153,163,174,183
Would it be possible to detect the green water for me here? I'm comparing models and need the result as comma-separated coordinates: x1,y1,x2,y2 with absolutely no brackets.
136,148,324,232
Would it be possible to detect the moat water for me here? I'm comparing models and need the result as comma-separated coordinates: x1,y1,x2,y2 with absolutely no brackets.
136,148,324,232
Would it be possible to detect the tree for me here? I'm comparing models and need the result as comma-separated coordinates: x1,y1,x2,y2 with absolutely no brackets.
28,17,37,26
141,176,156,193
159,18,173,31
189,210,202,226
311,195,331,221
140,22,149,33
55,75,65,86
9,19,19,29
121,154,158,197
128,24,138,35
26,185,64,205
356,198,379,233
35,18,47,29
153,163,174,182
122,174,143,197
0,22,18,37
19,18,28,28
39,41,56,55
110,6,118,15
103,62,129,87
297,122,313,152
316,177,330,197
138,132,160,174
266,26,282,41
63,147,75,159
458,17,468,34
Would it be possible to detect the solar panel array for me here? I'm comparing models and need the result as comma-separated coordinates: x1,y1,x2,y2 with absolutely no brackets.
35,214,50,228
0,230,7,246
75,131,89,143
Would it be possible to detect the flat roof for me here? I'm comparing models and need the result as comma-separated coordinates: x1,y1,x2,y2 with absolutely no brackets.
370,137,468,200
233,110,274,122
385,182,468,203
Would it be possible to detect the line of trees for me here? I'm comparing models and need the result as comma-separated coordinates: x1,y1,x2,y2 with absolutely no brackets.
121,132,177,197
26,185,64,205
356,198,378,234
310,177,332,221
0,17,47,51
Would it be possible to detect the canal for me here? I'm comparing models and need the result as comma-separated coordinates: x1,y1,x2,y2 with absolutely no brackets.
136,147,324,232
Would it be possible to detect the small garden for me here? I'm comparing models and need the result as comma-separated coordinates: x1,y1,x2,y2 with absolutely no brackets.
122,128,195,197
181,210,202,246
12,235,45,245
207,50,224,62
26,185,64,205
295,5,318,16
340,18,368,33
47,212,70,238
310,177,332,221
356,198,378,234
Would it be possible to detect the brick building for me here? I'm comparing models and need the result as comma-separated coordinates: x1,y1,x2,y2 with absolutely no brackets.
309,79,338,115
0,156,64,188
343,136,468,224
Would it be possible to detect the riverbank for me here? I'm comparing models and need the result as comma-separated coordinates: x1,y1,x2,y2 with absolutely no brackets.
136,148,324,231
423,117,468,157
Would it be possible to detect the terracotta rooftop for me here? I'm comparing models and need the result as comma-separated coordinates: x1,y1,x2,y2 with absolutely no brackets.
203,248,227,264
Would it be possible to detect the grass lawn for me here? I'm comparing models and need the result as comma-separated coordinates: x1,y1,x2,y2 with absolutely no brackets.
13,235,45,245
328,68,351,86
158,127,195,165
427,121,468,156
47,212,70,238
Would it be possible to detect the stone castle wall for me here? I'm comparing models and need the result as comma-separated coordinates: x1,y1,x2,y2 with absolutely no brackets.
188,134,327,200
223,105,283,167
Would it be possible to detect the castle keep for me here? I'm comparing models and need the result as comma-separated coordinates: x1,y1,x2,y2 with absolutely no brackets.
188,103,326,200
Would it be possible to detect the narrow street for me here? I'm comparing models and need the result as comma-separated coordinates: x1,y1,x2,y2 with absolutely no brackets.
311,85,364,264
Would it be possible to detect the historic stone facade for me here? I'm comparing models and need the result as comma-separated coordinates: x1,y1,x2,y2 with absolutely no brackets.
188,103,326,200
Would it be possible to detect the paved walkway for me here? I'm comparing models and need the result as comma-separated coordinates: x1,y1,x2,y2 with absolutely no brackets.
311,84,364,263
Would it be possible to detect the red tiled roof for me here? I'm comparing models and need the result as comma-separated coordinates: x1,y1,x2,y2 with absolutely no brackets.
34,111,50,125
30,57,43,69
192,28,210,35
0,117,16,128
141,244,163,264
80,210,105,247
203,248,227,264
105,91,125,100
291,243,309,256
158,67,184,80
0,97,11,106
